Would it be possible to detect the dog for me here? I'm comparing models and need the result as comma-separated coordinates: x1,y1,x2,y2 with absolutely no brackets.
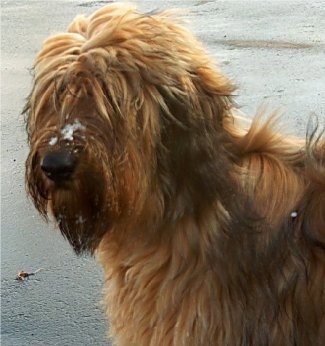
24,4,324,345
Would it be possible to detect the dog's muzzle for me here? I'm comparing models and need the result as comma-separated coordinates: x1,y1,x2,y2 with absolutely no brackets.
41,150,77,183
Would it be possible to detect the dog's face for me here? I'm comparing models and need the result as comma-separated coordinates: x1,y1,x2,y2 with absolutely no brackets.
24,4,235,254
25,95,128,253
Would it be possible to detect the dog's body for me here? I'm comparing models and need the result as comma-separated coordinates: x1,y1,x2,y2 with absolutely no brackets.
24,4,325,345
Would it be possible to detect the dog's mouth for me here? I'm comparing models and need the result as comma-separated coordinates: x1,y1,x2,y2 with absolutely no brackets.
27,137,118,255
37,151,112,254
49,176,110,255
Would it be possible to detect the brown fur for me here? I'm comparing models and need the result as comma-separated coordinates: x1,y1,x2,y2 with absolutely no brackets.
24,4,325,345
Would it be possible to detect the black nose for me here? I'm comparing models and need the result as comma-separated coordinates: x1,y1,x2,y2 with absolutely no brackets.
41,151,77,182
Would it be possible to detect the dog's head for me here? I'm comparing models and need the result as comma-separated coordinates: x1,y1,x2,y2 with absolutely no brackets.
24,4,236,254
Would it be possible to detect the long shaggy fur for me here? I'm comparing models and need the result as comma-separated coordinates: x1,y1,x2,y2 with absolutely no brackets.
24,4,325,345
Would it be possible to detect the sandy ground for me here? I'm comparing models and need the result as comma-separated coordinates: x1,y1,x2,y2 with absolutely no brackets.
1,0,324,345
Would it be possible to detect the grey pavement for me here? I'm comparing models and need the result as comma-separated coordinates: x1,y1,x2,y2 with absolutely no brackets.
1,1,324,345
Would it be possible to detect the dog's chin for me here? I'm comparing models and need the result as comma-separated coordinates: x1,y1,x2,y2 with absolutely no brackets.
58,220,104,255
49,184,111,255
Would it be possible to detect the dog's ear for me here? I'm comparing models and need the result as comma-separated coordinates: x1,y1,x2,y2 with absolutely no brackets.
156,64,236,129
154,77,236,210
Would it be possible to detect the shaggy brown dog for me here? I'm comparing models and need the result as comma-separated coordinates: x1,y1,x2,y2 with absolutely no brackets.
24,4,325,345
